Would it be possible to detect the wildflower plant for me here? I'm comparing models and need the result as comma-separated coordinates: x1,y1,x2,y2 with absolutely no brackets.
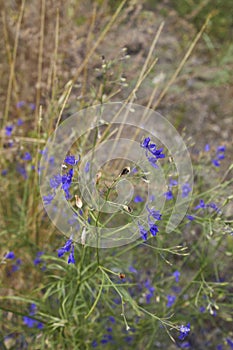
0,2,233,350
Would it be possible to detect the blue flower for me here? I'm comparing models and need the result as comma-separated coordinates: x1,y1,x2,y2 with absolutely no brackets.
57,239,72,257
134,195,144,203
17,118,24,126
217,145,226,152
204,144,210,152
141,137,150,149
149,223,158,236
84,162,90,173
141,137,165,168
29,103,36,111
179,323,190,340
146,206,162,221
186,215,194,221
50,174,62,189
195,199,206,210
16,101,25,108
144,279,155,303
5,125,14,136
169,179,178,187
92,340,98,348
5,251,15,259
226,338,233,348
181,183,191,198
16,164,27,179
22,152,32,161
173,270,180,283
1,169,8,176
164,190,173,200
129,266,138,273
68,245,75,264
166,295,176,307
23,316,37,328
212,159,220,167
34,252,44,265
23,303,43,329
64,155,80,166
12,259,22,272
199,306,205,313
109,316,115,323
62,168,73,199
43,193,55,205
138,222,147,241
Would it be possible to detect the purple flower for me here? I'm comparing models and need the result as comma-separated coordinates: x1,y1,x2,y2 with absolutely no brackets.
144,279,155,304
64,155,79,166
141,137,165,168
23,303,43,329
43,193,55,205
179,323,190,340
199,306,205,313
5,251,15,259
141,137,150,149
23,316,37,328
1,169,8,176
212,159,220,167
217,145,226,152
109,316,115,323
138,222,147,241
204,144,210,152
169,179,178,187
5,125,13,136
62,168,73,199
173,270,180,283
146,206,162,220
149,223,158,236
57,239,72,258
134,195,144,203
16,101,25,108
16,164,27,179
17,118,24,126
206,202,220,212
166,295,176,307
129,266,138,273
164,190,173,200
226,338,233,348
186,215,194,221
34,252,44,265
29,103,36,111
181,183,191,198
84,162,90,173
195,199,206,210
22,152,32,161
92,340,98,348
12,259,22,272
50,174,62,189
68,244,75,264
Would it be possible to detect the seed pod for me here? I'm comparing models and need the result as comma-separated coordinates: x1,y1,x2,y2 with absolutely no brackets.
120,167,130,176
122,205,132,213
96,171,102,184
75,195,83,208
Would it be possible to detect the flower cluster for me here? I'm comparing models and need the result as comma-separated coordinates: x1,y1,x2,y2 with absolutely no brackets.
205,144,226,167
212,145,226,167
4,251,22,273
195,199,220,213
57,238,75,264
23,303,43,329
179,322,190,340
141,137,165,168
138,205,162,241
43,154,79,205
